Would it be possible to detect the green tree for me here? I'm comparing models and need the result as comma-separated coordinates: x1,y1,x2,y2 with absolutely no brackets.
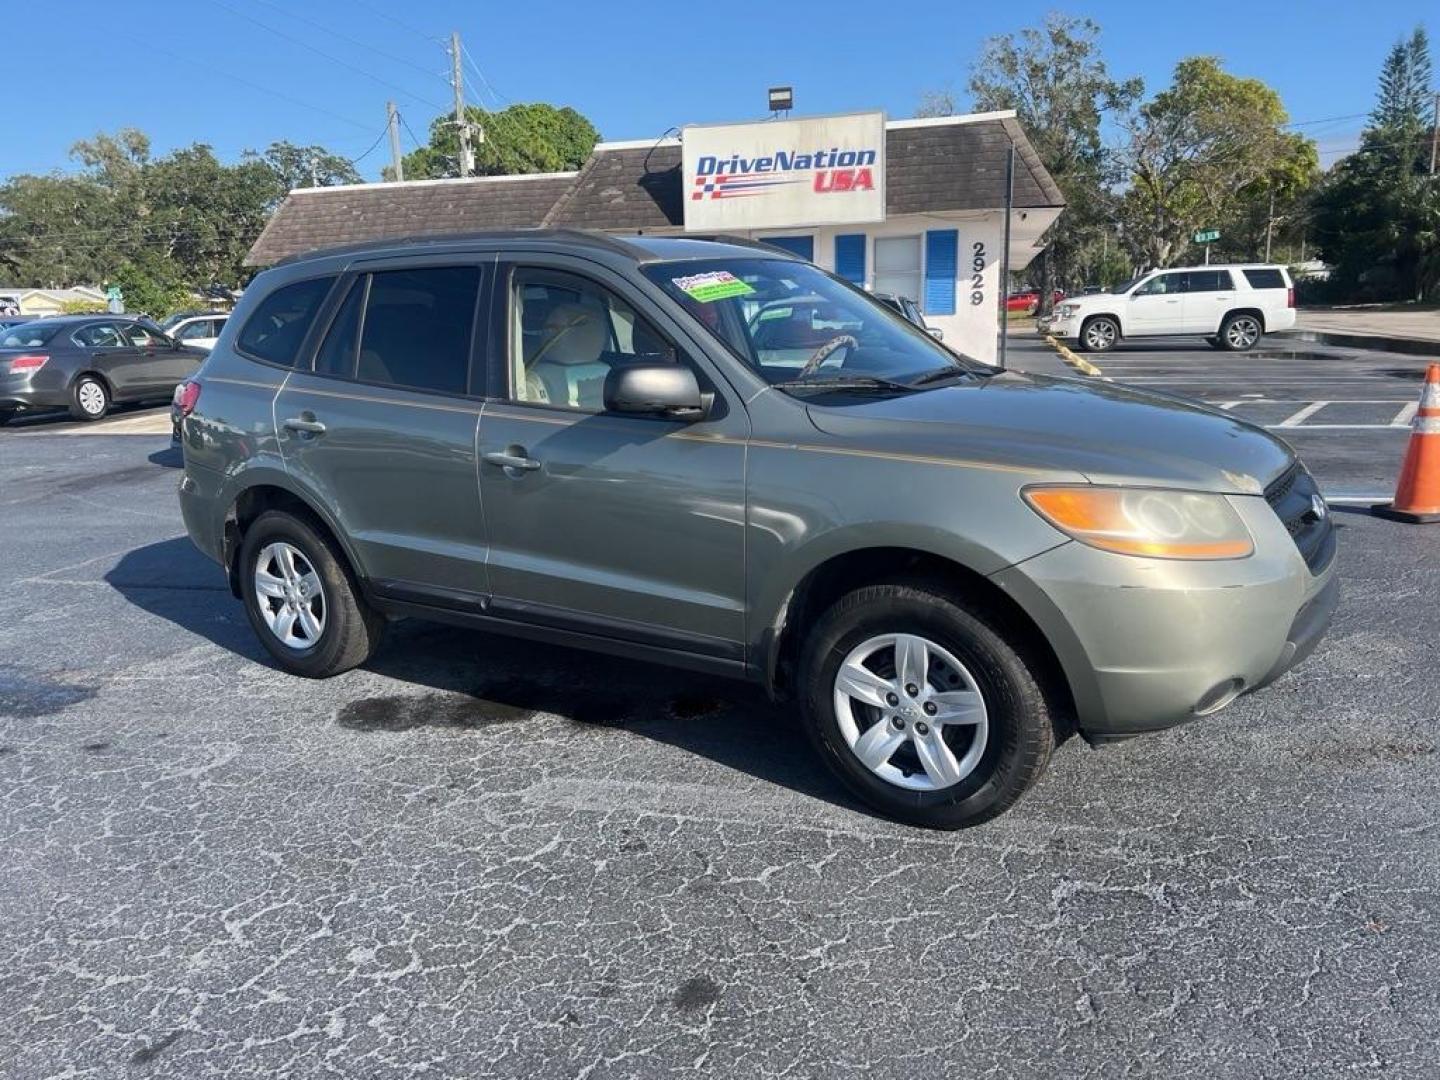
390,103,600,180
1118,57,1314,268
247,140,362,197
112,250,190,318
940,14,1140,314
1312,27,1437,302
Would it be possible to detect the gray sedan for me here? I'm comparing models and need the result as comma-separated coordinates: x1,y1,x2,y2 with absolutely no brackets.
0,316,206,423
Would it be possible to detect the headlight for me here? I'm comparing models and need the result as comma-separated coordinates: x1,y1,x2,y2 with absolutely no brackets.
1056,303,1080,317
1023,486,1254,559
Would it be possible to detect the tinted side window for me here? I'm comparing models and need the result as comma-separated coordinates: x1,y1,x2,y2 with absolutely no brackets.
124,324,170,347
1242,268,1286,290
73,323,126,348
355,266,480,395
237,276,336,366
314,278,365,378
1183,270,1231,293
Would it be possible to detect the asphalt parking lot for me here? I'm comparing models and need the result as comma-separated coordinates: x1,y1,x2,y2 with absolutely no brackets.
3,336,1439,1078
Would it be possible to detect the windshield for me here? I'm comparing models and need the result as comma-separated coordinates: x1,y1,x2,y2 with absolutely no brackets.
1113,275,1147,295
0,323,59,348
642,257,987,391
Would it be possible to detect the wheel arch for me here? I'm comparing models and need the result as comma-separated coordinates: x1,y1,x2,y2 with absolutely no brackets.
1223,306,1267,333
1079,311,1122,342
762,544,1078,739
221,476,365,599
69,369,114,397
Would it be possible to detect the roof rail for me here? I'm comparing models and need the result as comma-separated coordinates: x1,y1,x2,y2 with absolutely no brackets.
273,227,648,268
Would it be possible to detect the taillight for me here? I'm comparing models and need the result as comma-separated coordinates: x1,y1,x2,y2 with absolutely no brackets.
174,380,202,415
1286,286,1296,308
8,354,48,374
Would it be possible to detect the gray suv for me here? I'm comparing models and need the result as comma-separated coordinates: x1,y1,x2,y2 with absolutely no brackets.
177,232,1337,828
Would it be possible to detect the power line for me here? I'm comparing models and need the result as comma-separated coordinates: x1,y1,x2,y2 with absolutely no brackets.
349,125,392,167
460,39,510,108
398,111,427,152
206,0,449,115
347,0,443,46
151,43,373,134
248,0,452,87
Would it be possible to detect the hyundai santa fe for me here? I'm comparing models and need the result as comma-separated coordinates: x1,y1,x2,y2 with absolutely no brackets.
176,232,1337,829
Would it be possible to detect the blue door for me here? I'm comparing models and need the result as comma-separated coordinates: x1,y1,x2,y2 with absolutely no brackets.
763,235,814,261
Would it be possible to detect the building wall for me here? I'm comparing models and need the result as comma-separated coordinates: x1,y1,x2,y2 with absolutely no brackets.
741,212,1008,365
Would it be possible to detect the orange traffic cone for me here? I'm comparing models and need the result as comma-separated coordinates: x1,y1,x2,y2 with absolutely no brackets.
1373,363,1440,523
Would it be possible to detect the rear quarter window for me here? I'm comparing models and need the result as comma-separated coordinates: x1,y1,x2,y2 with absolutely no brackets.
237,276,336,366
1242,268,1286,290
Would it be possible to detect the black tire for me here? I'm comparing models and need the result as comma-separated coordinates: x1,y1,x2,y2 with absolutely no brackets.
1077,315,1119,353
238,509,384,677
798,582,1055,829
1217,312,1263,351
68,374,110,421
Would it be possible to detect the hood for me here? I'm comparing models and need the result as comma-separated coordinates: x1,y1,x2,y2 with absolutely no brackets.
803,371,1294,494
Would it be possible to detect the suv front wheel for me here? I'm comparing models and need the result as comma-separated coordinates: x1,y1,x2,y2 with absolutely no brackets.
798,583,1055,829
238,510,384,677
1078,316,1119,352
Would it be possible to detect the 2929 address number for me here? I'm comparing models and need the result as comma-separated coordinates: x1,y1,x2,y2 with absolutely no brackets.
969,241,986,306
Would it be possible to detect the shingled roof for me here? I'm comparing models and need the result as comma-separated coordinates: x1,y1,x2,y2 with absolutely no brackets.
543,113,1063,231
244,172,578,265
244,112,1063,265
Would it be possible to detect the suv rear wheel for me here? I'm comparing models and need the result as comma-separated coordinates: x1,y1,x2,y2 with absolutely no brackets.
1078,316,1119,352
238,510,384,677
798,583,1055,829
1219,312,1262,351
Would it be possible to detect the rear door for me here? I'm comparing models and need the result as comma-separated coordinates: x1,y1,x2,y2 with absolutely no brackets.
274,255,493,599
1179,269,1235,334
1124,272,1186,335
71,321,147,399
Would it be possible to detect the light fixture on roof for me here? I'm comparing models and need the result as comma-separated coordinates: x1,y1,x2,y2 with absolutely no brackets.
768,86,793,115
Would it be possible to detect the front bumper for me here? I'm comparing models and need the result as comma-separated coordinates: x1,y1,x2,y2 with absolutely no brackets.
992,493,1337,741
1037,314,1079,338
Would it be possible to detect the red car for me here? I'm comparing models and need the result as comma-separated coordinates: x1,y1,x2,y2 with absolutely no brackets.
1006,288,1065,314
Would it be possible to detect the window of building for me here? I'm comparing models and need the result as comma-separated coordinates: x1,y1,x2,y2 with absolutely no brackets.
354,266,481,396
237,276,336,366
873,236,922,303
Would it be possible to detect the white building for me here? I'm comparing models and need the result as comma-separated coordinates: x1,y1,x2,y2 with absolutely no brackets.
248,110,1063,365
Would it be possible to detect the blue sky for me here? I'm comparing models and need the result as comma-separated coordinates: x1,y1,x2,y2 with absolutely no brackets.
5,1,1423,181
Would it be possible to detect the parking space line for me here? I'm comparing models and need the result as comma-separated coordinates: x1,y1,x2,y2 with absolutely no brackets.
1393,402,1418,427
1278,402,1331,427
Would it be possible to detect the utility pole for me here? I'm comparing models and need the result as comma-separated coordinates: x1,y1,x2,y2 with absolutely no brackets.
450,31,475,178
1430,92,1438,176
387,101,404,182
1264,187,1275,263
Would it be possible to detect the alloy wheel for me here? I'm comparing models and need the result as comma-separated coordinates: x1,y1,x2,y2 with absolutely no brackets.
254,542,326,650
832,633,989,791
1226,316,1260,349
1084,320,1116,350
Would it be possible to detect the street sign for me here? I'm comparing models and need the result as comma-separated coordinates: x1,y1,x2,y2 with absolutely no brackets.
1194,229,1220,244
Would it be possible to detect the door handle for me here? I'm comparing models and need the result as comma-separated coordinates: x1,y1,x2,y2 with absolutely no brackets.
282,416,327,436
483,449,540,472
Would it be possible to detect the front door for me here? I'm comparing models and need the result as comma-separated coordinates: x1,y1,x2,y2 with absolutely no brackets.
274,259,493,599
477,260,749,660
1125,271,1186,336
121,322,190,391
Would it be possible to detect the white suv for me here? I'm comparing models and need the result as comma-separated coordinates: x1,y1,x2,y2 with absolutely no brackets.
1041,265,1296,352
165,313,229,352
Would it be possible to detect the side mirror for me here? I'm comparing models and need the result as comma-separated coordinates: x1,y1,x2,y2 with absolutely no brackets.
926,327,944,341
603,363,707,421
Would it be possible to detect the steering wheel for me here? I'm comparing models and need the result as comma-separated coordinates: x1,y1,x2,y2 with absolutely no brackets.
796,334,859,378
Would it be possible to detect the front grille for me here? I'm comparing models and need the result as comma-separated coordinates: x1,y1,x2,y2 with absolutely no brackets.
1264,463,1334,573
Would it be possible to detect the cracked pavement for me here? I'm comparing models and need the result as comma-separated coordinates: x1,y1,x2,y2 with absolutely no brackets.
2,410,1438,1078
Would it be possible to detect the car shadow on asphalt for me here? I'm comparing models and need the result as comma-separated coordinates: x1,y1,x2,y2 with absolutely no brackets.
105,537,863,816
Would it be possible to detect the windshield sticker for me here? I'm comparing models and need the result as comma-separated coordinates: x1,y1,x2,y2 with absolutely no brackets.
672,271,756,303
